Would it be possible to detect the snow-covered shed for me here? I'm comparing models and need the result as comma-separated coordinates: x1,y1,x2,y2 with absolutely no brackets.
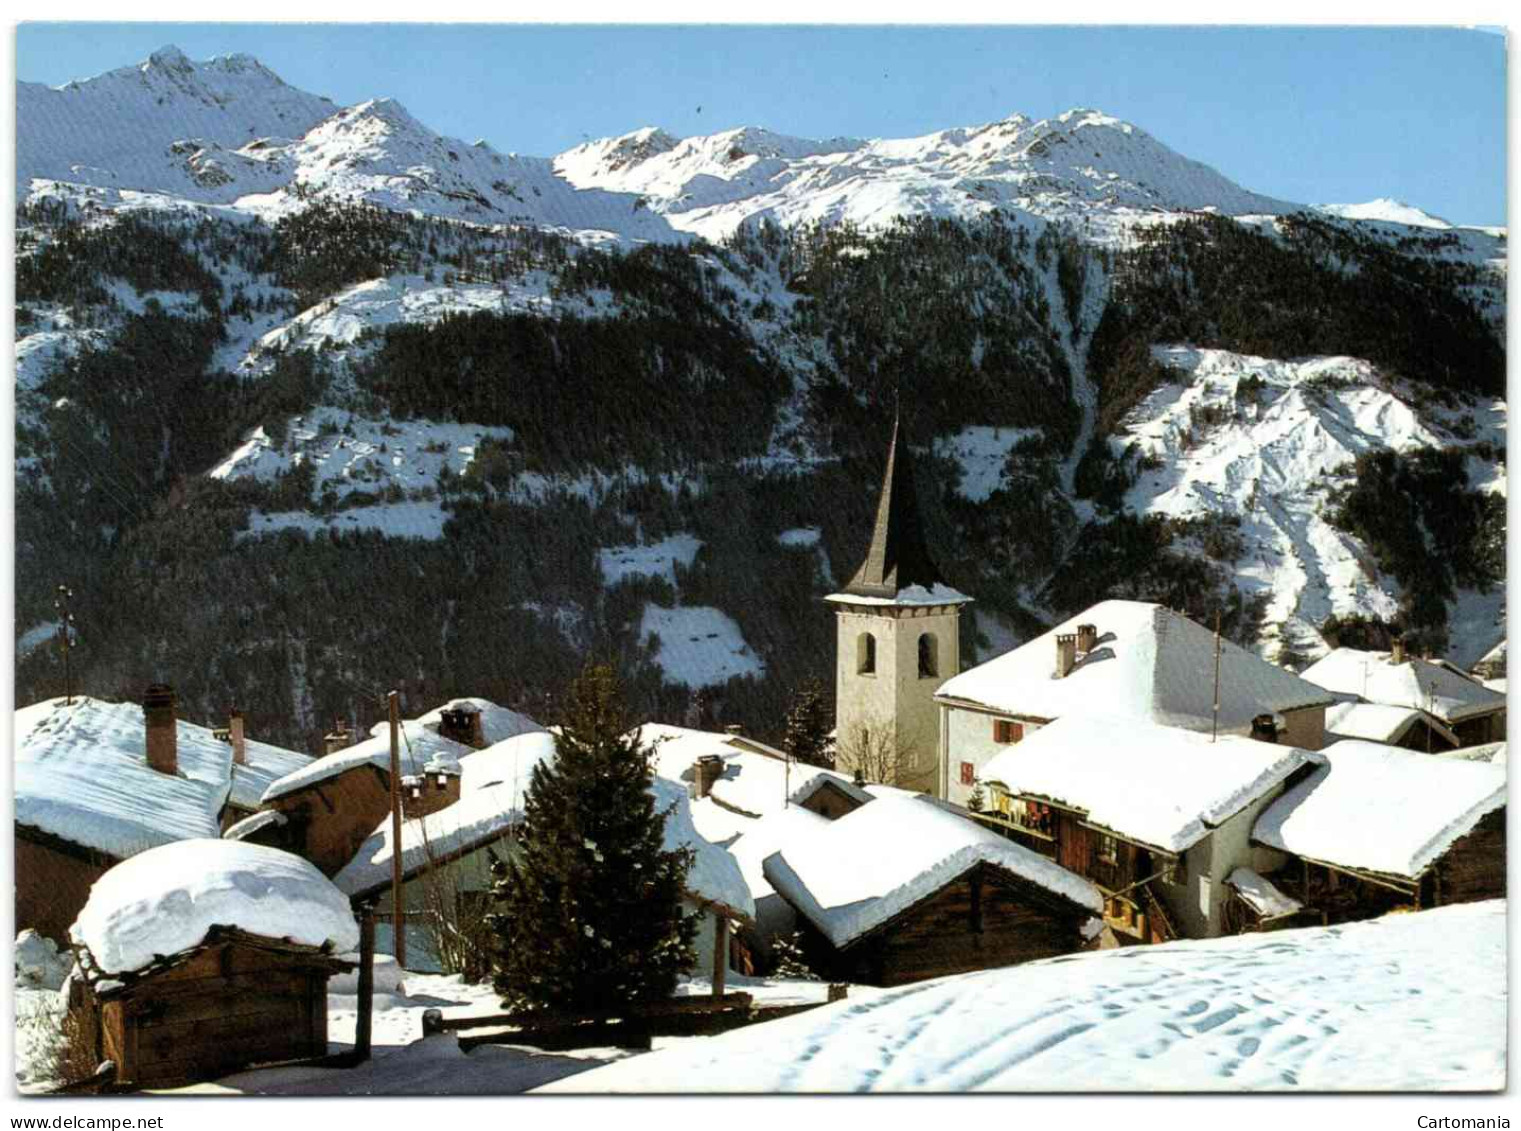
1253,741,1506,919
1323,701,1459,751
935,600,1334,807
15,693,234,942
67,840,357,1089
978,713,1315,940
1300,647,1506,746
762,795,1101,986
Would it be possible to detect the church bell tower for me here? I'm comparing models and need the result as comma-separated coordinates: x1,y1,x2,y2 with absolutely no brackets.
826,414,970,794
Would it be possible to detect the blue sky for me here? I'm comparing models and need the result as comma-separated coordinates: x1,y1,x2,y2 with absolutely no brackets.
17,23,1507,225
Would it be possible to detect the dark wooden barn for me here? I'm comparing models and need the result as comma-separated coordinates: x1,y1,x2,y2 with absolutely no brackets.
762,795,1100,987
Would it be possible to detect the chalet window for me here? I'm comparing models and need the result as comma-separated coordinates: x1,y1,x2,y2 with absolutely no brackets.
918,633,939,678
993,719,1024,744
959,761,975,786
1097,833,1119,866
857,632,876,675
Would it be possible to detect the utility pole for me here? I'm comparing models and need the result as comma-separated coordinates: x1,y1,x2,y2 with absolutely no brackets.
388,690,406,970
54,585,75,705
1211,609,1223,742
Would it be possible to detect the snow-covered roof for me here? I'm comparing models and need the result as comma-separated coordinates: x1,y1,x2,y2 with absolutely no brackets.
1439,741,1507,766
639,723,866,819
936,600,1332,729
262,720,471,803
980,713,1311,854
1324,701,1457,747
656,775,755,921
223,809,287,841
544,900,1506,1092
763,796,1101,949
726,805,832,905
1253,741,1506,879
228,738,315,811
333,732,557,899
71,839,359,976
391,696,545,747
1226,867,1302,920
1299,648,1505,724
14,697,231,859
824,583,972,608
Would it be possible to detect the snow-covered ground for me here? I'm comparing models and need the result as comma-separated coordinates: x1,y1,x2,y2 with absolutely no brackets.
640,605,764,688
1115,346,1505,662
545,901,1507,1093
599,533,703,588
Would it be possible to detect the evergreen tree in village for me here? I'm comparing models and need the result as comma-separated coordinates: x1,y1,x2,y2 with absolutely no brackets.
489,664,698,1011
782,677,834,769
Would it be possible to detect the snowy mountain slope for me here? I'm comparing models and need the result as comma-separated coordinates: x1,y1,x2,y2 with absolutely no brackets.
17,46,336,200
556,109,1299,242
1114,346,1505,661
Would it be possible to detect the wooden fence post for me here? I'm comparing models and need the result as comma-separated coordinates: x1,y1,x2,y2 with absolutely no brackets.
354,903,375,1063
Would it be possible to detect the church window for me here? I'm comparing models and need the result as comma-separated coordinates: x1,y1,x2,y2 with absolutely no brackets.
857,632,877,675
917,633,939,678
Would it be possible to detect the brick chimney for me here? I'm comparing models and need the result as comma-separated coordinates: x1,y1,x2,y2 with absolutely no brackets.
1054,634,1078,679
693,754,725,799
1076,624,1098,654
229,708,246,766
1251,713,1279,743
438,705,487,749
403,756,462,818
1390,637,1407,665
323,719,352,756
144,684,178,776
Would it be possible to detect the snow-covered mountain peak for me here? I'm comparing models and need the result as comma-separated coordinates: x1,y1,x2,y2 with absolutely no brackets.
1316,198,1456,229
143,44,193,72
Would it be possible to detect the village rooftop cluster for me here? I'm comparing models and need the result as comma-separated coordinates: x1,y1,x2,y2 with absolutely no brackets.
13,419,1508,1094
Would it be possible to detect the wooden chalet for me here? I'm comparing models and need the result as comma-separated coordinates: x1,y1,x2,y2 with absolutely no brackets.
978,713,1316,942
762,795,1102,986
66,840,358,1090
1252,740,1506,923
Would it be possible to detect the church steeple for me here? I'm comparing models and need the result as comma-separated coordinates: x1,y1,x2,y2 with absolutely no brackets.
842,412,947,599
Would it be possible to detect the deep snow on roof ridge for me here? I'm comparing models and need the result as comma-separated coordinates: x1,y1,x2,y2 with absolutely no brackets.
1253,741,1506,878
765,797,1101,948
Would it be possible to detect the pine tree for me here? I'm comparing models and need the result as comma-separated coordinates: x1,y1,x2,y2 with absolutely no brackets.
489,664,698,1011
769,929,818,981
782,677,834,769
967,781,985,813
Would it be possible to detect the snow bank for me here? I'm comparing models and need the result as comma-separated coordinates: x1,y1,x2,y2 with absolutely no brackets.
982,713,1310,854
1254,741,1505,879
71,840,359,975
939,600,1330,732
544,900,1506,1092
764,796,1100,948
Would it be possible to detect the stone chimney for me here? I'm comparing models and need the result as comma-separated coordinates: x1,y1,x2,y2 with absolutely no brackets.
144,684,178,776
438,705,487,749
1076,624,1098,654
323,719,352,756
1250,713,1279,743
1390,638,1406,665
229,708,246,766
693,754,726,799
1054,634,1078,679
